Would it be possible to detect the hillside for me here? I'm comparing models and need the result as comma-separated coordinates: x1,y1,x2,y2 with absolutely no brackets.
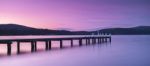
0,24,150,35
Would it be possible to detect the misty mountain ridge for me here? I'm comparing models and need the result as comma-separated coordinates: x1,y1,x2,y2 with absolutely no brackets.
0,24,150,35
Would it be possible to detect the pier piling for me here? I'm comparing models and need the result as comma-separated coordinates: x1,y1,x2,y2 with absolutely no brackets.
17,42,20,54
49,41,51,50
79,39,82,46
45,41,49,50
60,40,63,48
31,41,35,52
71,39,73,47
7,42,12,55
34,41,37,51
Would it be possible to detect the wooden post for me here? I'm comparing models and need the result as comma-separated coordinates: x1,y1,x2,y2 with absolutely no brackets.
71,39,73,47
45,41,49,50
99,38,101,44
102,37,105,43
34,41,37,51
86,39,88,45
94,38,97,44
88,39,90,44
92,38,95,44
49,41,51,50
79,39,82,46
109,37,111,42
99,38,101,43
17,41,20,54
31,41,35,52
100,38,102,43
93,39,95,44
7,42,12,55
98,38,100,44
92,39,94,44
60,40,63,48
97,38,99,44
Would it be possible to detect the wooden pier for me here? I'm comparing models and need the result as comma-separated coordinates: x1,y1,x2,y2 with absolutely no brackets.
0,35,111,55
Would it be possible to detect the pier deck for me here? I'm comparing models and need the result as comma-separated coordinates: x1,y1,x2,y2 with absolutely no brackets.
0,35,111,55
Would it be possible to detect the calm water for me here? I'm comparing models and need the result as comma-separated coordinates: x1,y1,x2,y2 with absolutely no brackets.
0,35,150,66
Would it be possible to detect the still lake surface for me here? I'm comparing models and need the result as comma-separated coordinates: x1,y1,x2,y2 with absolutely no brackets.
0,35,150,66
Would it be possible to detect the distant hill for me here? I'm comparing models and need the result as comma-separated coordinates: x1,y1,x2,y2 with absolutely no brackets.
0,24,150,35
0,24,84,35
95,26,150,35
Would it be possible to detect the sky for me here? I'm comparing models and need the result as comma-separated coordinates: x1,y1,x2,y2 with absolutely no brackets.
0,0,150,31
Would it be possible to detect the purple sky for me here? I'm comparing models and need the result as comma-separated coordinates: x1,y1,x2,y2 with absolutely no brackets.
0,0,150,31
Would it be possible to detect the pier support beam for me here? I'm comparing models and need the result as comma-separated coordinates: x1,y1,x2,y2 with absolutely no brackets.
97,38,99,44
104,38,107,42
86,39,88,45
34,41,37,51
109,37,111,42
7,42,12,55
17,42,20,54
49,41,51,50
45,41,49,50
92,38,96,44
71,39,73,47
92,39,94,44
60,40,63,48
101,38,104,43
88,39,90,44
79,39,82,46
100,38,102,43
31,41,35,52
